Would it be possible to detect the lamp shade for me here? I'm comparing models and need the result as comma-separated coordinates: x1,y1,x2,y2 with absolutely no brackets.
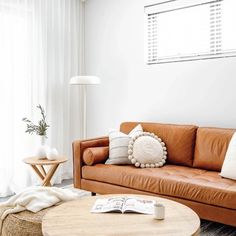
70,76,100,85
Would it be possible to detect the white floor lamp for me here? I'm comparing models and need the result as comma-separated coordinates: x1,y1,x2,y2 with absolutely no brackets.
70,76,100,139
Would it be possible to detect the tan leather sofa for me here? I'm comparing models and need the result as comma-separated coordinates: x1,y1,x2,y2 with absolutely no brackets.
73,122,236,227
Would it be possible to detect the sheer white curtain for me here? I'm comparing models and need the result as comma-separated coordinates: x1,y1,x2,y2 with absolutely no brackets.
0,0,81,197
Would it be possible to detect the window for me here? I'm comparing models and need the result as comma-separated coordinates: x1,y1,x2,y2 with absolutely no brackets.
145,0,236,64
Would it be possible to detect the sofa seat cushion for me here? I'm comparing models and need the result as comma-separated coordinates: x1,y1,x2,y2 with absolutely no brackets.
82,164,236,210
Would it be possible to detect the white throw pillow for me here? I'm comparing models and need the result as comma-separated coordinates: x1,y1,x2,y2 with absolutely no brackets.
128,132,167,168
105,124,143,165
220,132,236,180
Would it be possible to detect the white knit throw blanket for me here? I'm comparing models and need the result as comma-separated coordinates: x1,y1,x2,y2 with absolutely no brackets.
0,186,79,232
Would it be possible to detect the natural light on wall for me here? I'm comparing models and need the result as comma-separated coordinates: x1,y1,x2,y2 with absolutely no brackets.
145,0,236,64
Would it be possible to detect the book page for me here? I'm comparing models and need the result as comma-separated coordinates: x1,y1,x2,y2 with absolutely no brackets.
90,197,125,213
122,197,154,214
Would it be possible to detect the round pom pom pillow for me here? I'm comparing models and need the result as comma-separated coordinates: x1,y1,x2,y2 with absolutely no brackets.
128,132,167,168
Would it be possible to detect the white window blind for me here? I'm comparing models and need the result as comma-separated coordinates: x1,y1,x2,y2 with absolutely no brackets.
145,0,236,64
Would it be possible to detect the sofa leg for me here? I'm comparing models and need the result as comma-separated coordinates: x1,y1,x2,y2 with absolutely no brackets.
91,192,96,196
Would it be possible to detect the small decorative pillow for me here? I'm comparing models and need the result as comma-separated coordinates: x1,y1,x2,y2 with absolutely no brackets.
105,124,143,165
83,146,109,166
128,132,167,168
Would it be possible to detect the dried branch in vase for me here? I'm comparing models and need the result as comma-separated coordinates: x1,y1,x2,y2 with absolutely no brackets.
22,104,50,137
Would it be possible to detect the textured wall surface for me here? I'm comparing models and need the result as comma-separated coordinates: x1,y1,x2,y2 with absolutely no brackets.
84,0,236,138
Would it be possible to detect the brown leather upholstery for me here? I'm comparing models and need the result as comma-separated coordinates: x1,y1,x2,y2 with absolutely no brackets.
82,164,236,210
72,122,236,227
81,179,236,227
73,136,109,188
193,127,235,171
120,122,197,167
83,146,109,165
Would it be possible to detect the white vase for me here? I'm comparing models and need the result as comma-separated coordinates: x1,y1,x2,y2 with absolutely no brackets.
47,148,59,160
35,135,49,159
40,135,46,145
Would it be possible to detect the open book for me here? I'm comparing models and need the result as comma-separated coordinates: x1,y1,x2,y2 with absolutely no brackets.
90,196,154,214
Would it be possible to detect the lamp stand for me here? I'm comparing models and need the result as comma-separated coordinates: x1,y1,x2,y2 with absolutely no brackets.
70,76,100,140
82,85,87,139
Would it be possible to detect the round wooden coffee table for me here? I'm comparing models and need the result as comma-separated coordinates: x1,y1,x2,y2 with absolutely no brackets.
23,157,67,186
42,194,200,236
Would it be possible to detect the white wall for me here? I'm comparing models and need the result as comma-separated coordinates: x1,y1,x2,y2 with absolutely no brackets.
84,0,236,138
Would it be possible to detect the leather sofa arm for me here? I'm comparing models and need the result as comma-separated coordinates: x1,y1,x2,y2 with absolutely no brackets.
72,136,109,188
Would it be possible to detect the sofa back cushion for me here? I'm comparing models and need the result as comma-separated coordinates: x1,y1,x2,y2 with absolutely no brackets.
120,122,198,167
193,127,235,171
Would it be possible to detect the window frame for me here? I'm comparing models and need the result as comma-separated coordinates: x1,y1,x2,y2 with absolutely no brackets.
144,0,236,64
